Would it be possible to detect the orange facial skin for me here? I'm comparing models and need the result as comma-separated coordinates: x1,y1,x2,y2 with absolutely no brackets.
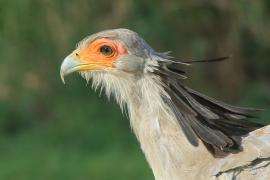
74,38,127,70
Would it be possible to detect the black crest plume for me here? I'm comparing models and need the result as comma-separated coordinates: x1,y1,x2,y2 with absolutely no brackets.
154,56,264,156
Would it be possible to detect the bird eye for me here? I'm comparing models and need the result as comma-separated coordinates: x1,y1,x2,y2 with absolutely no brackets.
99,45,114,56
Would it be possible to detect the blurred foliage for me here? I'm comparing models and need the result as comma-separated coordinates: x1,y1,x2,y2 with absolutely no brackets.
0,0,270,179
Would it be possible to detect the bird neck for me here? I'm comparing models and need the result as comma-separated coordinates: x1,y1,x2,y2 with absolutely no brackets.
92,71,213,179
121,74,213,180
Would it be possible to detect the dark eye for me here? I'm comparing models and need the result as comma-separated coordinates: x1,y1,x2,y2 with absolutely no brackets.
99,45,113,56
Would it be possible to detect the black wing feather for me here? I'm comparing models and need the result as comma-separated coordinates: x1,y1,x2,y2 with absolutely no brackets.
156,57,264,156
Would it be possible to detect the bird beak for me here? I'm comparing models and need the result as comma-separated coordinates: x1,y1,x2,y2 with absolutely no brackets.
60,51,111,84
60,54,78,84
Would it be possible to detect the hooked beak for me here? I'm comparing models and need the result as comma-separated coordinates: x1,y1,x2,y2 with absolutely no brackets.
60,52,111,84
60,53,90,84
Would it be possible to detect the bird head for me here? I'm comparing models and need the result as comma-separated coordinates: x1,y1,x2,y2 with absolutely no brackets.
60,28,163,84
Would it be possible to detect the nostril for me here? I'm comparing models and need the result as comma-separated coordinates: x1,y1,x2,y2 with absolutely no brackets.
75,52,80,57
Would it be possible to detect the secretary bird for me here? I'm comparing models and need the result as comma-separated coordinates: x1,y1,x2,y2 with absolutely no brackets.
60,28,270,180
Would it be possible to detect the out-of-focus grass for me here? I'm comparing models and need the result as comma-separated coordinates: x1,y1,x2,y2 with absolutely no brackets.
0,77,153,180
0,0,270,179
240,81,270,125
0,87,153,180
0,130,152,180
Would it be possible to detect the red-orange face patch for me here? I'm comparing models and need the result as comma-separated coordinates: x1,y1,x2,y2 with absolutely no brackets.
74,38,127,68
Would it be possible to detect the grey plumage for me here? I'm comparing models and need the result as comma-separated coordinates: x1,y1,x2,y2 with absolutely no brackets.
61,28,270,180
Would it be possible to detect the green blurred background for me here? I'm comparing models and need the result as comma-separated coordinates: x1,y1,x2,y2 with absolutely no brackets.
0,0,270,179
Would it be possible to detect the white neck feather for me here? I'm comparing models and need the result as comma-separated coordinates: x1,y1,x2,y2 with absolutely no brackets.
86,70,214,180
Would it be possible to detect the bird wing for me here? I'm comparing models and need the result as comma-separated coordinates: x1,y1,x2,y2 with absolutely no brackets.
212,125,270,177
